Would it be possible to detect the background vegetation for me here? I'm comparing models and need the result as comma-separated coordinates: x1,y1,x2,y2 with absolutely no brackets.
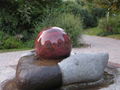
83,0,120,37
0,0,120,50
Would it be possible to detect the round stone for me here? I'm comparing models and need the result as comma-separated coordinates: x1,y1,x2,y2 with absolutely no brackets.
35,27,72,59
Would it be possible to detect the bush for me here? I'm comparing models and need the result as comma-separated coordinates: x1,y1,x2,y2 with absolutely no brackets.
3,36,23,49
91,8,107,18
24,40,34,48
0,31,9,49
60,1,82,15
0,0,62,35
35,13,82,47
0,31,4,49
80,9,98,28
0,31,33,49
98,15,120,36
0,0,63,48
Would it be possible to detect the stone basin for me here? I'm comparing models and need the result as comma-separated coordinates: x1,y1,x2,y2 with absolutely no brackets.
1,51,120,90
1,66,118,90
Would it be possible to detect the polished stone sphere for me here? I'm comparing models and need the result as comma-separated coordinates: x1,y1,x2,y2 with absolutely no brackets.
35,27,72,59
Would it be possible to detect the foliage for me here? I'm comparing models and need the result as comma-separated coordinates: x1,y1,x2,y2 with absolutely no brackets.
0,31,4,49
84,27,120,40
0,0,62,35
80,9,98,28
94,0,120,12
84,27,102,35
91,8,107,18
98,15,120,36
56,1,82,16
2,36,23,49
35,13,82,47
0,0,111,49
106,34,120,40
0,0,64,49
84,0,120,12
24,40,35,48
0,31,8,49
61,1,100,29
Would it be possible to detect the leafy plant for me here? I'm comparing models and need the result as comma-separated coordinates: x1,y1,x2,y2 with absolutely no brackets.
0,0,62,35
98,15,120,36
3,36,23,49
80,9,98,28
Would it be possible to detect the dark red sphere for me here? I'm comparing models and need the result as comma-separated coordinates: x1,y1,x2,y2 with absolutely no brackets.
35,27,72,59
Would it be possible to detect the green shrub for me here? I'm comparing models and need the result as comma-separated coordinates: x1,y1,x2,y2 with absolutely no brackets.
0,31,4,41
0,31,4,49
98,15,120,36
0,31,34,49
60,2,99,29
0,31,9,49
60,1,82,15
24,40,34,48
80,9,98,28
91,8,107,18
0,0,62,35
35,13,82,47
3,36,23,49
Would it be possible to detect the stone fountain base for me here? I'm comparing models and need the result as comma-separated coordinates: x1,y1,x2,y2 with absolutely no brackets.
1,65,119,90
1,52,120,90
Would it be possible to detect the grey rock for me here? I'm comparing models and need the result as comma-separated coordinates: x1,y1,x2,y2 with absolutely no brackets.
58,53,109,85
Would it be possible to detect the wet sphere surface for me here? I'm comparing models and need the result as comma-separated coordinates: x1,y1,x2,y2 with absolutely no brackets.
35,27,72,59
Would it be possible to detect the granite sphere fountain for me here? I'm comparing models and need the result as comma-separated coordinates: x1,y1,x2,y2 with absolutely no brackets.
1,27,115,90
35,27,72,59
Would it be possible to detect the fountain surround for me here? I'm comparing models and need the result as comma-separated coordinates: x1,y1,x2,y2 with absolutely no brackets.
1,27,115,90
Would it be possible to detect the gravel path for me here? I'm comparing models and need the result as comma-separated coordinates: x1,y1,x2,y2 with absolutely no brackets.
0,35,120,90
0,50,32,67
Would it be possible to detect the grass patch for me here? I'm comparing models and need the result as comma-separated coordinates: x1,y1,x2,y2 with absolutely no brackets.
84,27,120,40
106,34,120,40
83,27,102,35
0,47,33,53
